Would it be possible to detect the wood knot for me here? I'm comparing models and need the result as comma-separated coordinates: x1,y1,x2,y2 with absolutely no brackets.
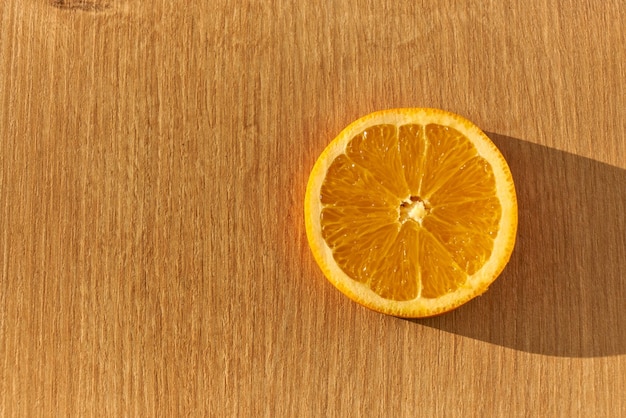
51,0,111,12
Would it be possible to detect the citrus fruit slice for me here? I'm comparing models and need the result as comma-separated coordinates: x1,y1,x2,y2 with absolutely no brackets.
304,108,517,317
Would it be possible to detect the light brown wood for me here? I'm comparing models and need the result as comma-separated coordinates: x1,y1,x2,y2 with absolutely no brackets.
1,1,625,416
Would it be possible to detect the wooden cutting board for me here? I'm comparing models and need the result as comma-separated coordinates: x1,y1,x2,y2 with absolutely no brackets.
1,1,625,416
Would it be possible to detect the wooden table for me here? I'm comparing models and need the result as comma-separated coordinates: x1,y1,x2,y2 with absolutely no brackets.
1,1,625,416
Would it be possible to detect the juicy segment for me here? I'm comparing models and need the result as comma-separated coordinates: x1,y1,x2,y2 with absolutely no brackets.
319,124,501,301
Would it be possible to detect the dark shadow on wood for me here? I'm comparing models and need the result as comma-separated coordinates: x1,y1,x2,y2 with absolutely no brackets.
50,0,110,12
416,133,626,357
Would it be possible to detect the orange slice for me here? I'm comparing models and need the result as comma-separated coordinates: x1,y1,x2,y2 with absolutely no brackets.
304,108,517,317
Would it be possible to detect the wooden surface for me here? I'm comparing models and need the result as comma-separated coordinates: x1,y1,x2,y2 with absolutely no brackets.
1,1,625,416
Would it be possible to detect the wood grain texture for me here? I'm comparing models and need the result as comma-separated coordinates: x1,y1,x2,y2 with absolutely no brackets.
1,0,625,416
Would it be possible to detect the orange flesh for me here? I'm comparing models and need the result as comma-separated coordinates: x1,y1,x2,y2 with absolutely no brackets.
319,124,501,301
